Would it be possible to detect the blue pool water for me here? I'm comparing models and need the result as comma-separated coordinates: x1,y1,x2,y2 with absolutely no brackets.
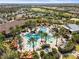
40,26,47,32
25,26,47,40
23,26,55,49
25,33,40,40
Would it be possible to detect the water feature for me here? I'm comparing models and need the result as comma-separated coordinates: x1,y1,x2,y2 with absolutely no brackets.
25,33,40,40
22,26,55,51
40,26,47,32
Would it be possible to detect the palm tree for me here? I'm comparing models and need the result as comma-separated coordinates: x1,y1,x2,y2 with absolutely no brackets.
58,28,66,43
33,51,39,59
9,27,16,39
48,19,53,25
55,27,69,43
0,41,5,59
0,40,19,59
72,32,79,43
53,32,60,46
77,55,79,59
29,37,35,51
40,51,45,59
0,33,5,41
36,19,42,25
39,31,44,44
24,20,30,27
2,49,19,59
15,25,21,34
16,35,22,50
63,54,69,59
43,32,48,42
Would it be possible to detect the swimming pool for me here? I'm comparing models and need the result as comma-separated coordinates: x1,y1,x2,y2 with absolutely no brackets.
21,26,55,51
25,33,40,40
25,26,47,40
39,26,47,32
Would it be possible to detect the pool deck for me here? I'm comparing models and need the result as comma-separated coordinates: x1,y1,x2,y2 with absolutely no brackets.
19,25,63,52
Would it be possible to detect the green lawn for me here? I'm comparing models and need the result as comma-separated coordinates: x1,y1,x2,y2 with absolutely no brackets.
63,55,76,59
76,44,79,52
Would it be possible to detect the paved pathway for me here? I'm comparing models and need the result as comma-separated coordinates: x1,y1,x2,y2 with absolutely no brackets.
53,46,63,59
72,51,79,57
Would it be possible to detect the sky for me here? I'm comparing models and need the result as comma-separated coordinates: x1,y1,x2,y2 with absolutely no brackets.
0,0,79,3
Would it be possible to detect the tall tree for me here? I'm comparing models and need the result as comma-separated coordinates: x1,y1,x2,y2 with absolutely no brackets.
29,37,35,51
0,33,5,41
43,32,48,42
9,27,16,39
53,32,60,46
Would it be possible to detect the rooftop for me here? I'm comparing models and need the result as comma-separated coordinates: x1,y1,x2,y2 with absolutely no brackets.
63,24,79,32
70,18,79,21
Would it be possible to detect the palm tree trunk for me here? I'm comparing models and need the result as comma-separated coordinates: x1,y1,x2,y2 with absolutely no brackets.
56,38,58,46
32,41,34,51
0,56,1,59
